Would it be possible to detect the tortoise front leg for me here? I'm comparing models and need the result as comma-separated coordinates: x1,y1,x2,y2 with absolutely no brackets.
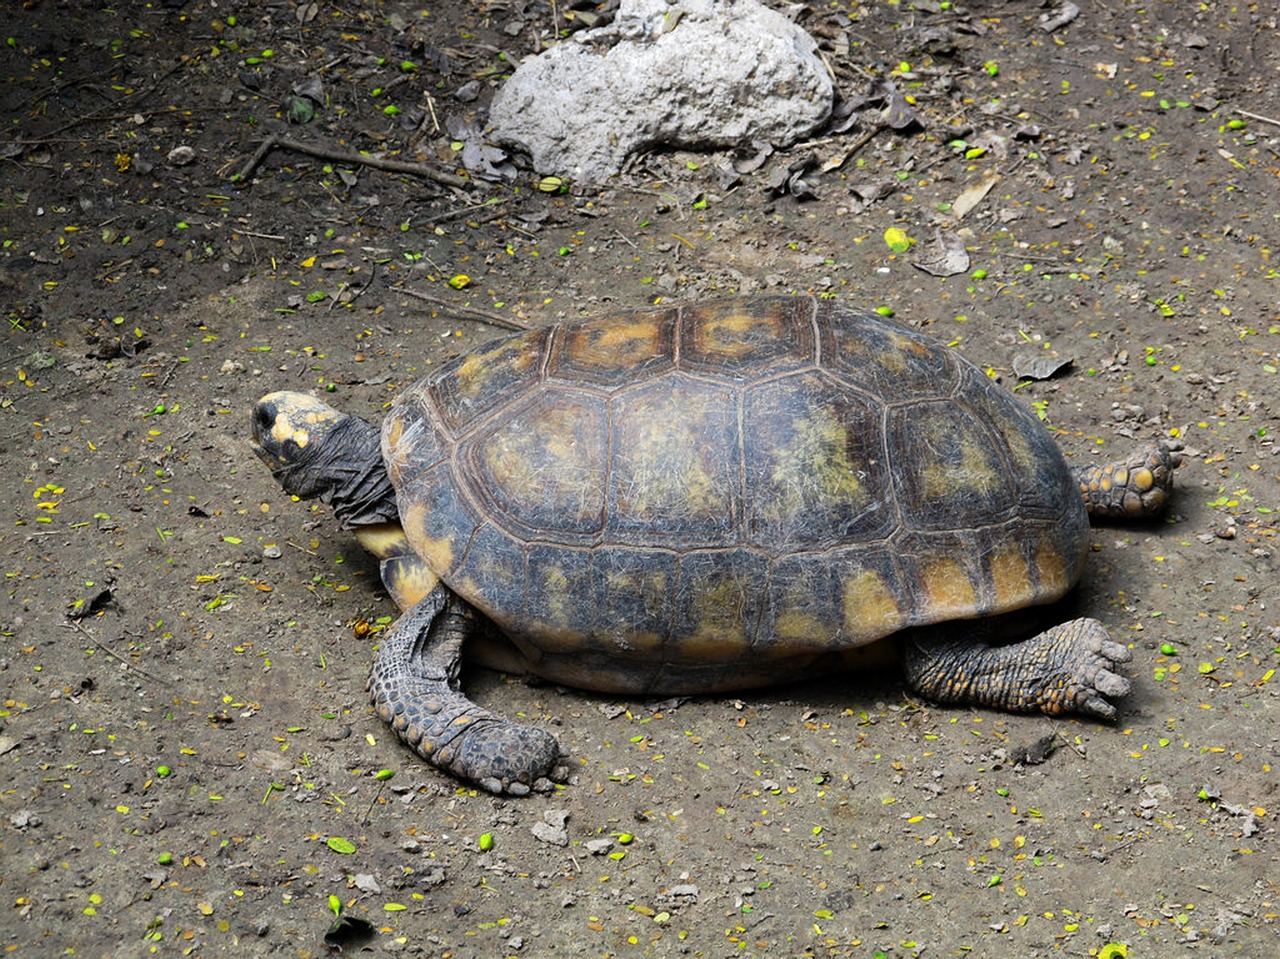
902,618,1132,720
1073,443,1180,520
368,584,563,795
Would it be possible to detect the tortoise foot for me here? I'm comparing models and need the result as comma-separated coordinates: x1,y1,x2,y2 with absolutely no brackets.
372,685,564,796
904,617,1132,721
1036,617,1132,721
1074,442,1181,520
369,585,562,795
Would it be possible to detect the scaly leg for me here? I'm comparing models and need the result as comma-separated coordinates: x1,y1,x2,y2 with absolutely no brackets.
368,584,563,795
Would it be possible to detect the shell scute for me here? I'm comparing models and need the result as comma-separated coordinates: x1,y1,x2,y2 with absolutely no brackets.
678,296,816,377
546,309,676,389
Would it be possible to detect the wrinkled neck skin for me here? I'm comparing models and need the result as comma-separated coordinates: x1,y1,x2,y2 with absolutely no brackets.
269,414,400,531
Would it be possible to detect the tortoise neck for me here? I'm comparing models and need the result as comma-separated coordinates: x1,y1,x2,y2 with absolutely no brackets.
270,414,400,530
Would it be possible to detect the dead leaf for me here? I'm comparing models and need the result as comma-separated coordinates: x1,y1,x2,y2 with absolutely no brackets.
950,171,1001,220
911,229,970,277
733,140,774,174
1013,352,1074,380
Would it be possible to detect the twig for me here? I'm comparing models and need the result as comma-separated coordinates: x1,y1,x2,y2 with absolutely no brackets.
330,270,376,311
61,619,169,686
233,134,471,190
96,258,133,282
159,358,183,389
819,120,888,173
396,288,529,331
1235,108,1280,129
1054,727,1087,758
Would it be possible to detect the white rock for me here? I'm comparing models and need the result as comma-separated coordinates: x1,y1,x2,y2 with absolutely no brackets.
489,0,832,182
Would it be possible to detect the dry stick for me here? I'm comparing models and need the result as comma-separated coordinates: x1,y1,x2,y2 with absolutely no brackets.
819,120,888,173
1235,108,1280,129
62,619,169,686
234,134,471,190
396,288,529,331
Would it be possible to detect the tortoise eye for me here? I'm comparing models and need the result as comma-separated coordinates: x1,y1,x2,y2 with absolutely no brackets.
252,402,276,439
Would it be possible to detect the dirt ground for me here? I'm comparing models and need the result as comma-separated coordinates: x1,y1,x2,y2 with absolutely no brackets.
3,1,1279,956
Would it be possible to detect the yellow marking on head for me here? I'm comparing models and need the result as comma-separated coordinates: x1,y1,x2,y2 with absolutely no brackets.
257,391,345,455
842,569,904,640
988,546,1031,610
920,557,977,618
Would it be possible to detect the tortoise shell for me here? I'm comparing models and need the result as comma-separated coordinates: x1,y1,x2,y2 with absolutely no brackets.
382,295,1089,694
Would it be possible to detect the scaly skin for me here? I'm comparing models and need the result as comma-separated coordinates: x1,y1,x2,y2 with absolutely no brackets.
367,583,564,796
902,617,1132,720
1073,443,1181,521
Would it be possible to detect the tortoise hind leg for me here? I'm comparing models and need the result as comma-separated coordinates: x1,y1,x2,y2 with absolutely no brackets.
902,618,1132,720
368,584,563,795
1074,443,1181,520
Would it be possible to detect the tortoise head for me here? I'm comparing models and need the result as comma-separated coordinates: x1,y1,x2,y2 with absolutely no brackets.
252,391,350,497
251,391,399,528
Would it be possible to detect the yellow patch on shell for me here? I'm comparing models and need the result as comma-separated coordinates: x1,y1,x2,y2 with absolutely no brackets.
453,339,539,400
842,569,905,641
772,406,865,508
538,565,570,619
920,556,977,619
693,308,779,358
611,381,735,524
1034,540,1069,596
574,317,667,369
988,545,1032,610
918,433,1003,502
399,499,456,575
679,578,752,659
773,608,829,644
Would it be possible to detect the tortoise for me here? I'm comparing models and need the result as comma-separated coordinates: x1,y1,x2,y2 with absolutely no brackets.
251,295,1178,795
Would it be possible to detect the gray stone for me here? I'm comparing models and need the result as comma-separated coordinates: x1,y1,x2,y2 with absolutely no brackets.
489,0,832,183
